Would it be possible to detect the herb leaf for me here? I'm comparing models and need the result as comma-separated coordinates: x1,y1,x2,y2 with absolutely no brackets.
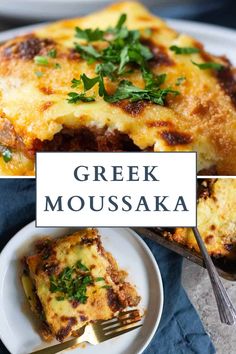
170,45,200,55
116,14,127,30
102,285,112,289
48,49,57,58
176,76,186,86
75,27,104,42
75,43,101,60
71,78,81,88
54,63,61,69
80,73,100,91
2,148,12,163
68,14,180,106
50,261,93,304
67,92,95,103
76,260,89,272
95,277,105,282
34,56,49,65
105,80,179,105
95,62,117,79
142,69,166,89
191,60,224,71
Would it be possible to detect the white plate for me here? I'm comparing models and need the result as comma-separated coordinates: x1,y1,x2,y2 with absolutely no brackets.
0,18,235,66
0,224,163,354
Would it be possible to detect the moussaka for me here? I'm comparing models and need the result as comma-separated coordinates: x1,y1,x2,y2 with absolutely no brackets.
0,2,236,175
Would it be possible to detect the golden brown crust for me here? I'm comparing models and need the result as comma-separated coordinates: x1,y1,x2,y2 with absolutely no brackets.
163,179,236,258
0,1,236,175
25,229,140,342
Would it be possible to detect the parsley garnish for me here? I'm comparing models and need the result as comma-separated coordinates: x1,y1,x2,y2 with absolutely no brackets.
71,78,81,88
56,296,65,301
142,69,167,89
34,56,49,65
48,49,57,58
105,80,179,105
170,45,200,55
176,76,186,86
76,260,89,272
102,285,112,289
95,277,105,282
95,62,117,80
74,14,152,75
75,27,104,42
67,92,95,103
50,260,92,304
1,147,12,163
75,43,101,60
116,13,127,30
191,60,224,71
68,14,179,106
54,63,61,69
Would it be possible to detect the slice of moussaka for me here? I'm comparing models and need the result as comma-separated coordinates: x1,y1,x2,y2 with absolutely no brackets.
22,228,140,342
163,179,236,258
1,1,236,175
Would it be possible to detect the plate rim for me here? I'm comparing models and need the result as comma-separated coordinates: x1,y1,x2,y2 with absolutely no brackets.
0,222,164,354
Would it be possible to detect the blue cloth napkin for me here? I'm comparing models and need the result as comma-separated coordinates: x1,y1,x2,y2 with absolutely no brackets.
0,179,215,354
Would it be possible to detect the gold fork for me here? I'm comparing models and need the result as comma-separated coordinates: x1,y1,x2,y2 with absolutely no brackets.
30,309,142,354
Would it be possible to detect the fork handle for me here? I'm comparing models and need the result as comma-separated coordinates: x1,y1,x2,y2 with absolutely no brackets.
30,334,85,354
192,227,236,325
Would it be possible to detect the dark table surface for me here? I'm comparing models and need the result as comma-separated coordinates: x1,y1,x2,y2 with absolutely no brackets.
0,0,235,31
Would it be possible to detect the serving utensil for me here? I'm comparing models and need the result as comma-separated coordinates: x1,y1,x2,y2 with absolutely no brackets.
30,309,142,354
192,227,236,325
131,227,236,325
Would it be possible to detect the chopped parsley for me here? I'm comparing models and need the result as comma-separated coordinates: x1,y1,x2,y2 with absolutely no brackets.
50,260,92,304
71,78,81,88
34,49,59,69
73,14,153,76
76,260,89,272
56,296,65,301
48,48,57,58
95,277,105,282
75,43,101,60
34,56,49,65
95,62,117,80
68,14,180,106
102,285,112,289
176,76,186,86
75,27,104,42
67,92,95,103
54,63,61,69
105,80,179,105
1,147,12,163
191,60,224,71
170,45,200,55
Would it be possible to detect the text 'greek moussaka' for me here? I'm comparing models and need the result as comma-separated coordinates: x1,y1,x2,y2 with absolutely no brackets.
0,1,236,175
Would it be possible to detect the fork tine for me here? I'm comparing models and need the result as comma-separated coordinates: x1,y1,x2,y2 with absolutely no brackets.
99,309,139,325
101,324,142,341
102,316,142,331
100,309,141,327
118,309,140,316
